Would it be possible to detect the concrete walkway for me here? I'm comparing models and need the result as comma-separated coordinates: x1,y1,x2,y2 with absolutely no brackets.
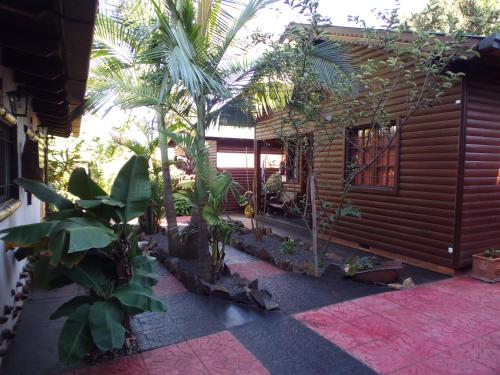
2,245,499,375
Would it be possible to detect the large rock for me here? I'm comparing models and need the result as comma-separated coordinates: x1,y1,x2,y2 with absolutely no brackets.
250,289,279,311
256,247,273,262
210,286,231,300
303,260,316,276
321,263,345,280
277,260,293,272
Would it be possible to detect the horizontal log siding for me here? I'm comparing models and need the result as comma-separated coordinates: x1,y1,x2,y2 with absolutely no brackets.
255,44,463,268
219,168,253,212
458,69,500,267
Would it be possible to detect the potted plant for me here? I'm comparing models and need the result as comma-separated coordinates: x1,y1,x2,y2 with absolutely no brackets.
472,248,500,283
344,256,404,284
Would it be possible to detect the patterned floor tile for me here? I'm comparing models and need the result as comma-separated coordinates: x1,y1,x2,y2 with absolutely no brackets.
423,350,498,375
66,355,149,375
320,300,373,322
454,337,500,371
411,320,476,347
377,306,435,328
351,294,401,313
141,341,208,375
349,340,417,374
153,275,187,297
228,260,284,280
188,331,270,375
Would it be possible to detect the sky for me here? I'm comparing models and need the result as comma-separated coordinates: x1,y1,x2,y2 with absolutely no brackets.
80,0,428,141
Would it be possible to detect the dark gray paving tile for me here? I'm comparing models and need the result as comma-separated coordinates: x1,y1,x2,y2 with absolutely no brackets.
163,293,225,341
231,314,375,375
224,246,258,264
1,297,73,375
260,273,387,314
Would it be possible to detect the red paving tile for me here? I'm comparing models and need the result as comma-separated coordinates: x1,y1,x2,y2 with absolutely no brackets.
228,260,284,280
142,341,208,375
424,350,498,375
153,275,187,297
68,331,268,375
320,300,372,322
66,355,149,375
188,331,269,375
294,276,500,375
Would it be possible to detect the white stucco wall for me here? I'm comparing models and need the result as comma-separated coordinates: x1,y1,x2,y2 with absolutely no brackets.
0,66,42,353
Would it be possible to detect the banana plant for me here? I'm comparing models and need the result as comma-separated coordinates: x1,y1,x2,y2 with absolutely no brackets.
0,156,165,364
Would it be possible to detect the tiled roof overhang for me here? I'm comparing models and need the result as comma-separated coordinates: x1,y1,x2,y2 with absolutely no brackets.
0,0,98,137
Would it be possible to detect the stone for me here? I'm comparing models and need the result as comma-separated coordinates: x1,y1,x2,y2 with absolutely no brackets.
210,286,231,300
183,272,200,292
237,277,250,287
387,283,404,290
303,260,317,276
222,263,231,277
324,252,343,264
256,247,272,261
403,277,415,288
248,279,259,290
321,263,345,280
277,260,293,272
200,279,212,295
292,261,304,274
231,289,253,304
250,289,279,311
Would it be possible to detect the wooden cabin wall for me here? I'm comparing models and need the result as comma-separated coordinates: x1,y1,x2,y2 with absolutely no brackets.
255,44,464,269
458,62,500,267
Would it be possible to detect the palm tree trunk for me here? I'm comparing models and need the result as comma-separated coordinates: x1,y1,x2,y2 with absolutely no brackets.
194,97,212,280
157,108,180,256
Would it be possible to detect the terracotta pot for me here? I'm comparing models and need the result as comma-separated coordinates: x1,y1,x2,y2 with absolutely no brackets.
471,253,500,283
352,261,404,284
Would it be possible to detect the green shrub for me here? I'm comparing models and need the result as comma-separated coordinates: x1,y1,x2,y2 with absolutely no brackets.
174,192,192,216
282,238,297,255
0,156,165,364
264,172,282,193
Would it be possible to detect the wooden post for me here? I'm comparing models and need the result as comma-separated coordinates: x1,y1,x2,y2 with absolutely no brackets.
253,140,262,213
310,172,318,276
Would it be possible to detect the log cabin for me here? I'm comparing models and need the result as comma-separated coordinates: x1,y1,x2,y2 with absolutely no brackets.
253,26,500,274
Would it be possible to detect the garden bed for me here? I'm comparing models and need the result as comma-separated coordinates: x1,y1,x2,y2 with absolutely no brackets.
231,229,321,276
150,234,279,311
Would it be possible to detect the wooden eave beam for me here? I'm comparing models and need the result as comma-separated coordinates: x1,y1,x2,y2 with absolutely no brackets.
2,48,63,80
14,72,65,94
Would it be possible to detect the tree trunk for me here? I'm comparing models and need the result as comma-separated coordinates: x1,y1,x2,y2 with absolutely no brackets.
194,97,212,280
310,172,319,277
157,108,180,256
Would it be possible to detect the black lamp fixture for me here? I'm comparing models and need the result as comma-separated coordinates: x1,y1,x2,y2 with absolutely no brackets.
7,88,29,117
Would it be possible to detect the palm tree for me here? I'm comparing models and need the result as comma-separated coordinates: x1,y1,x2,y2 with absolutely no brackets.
147,0,355,278
85,6,185,254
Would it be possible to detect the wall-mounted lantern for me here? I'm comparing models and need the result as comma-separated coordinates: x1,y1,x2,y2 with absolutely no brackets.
7,89,30,117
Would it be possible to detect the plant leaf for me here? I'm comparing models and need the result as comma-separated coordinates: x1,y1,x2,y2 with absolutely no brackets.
89,300,125,351
15,178,73,210
110,155,151,222
58,304,93,364
50,296,97,320
68,168,108,200
58,218,117,253
112,282,165,314
0,222,59,248
63,259,111,296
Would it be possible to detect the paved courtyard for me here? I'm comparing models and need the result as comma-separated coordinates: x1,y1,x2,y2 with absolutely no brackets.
2,245,499,375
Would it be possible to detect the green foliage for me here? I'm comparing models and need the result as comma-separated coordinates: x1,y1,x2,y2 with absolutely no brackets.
281,238,297,255
264,172,282,193
407,0,500,35
173,192,192,216
0,156,165,364
344,256,375,277
484,248,500,259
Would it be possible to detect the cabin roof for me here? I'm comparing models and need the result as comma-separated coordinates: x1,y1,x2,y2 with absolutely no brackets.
0,0,98,137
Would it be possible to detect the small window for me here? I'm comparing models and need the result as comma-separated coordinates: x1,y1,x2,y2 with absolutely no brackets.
346,124,398,189
0,120,19,205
